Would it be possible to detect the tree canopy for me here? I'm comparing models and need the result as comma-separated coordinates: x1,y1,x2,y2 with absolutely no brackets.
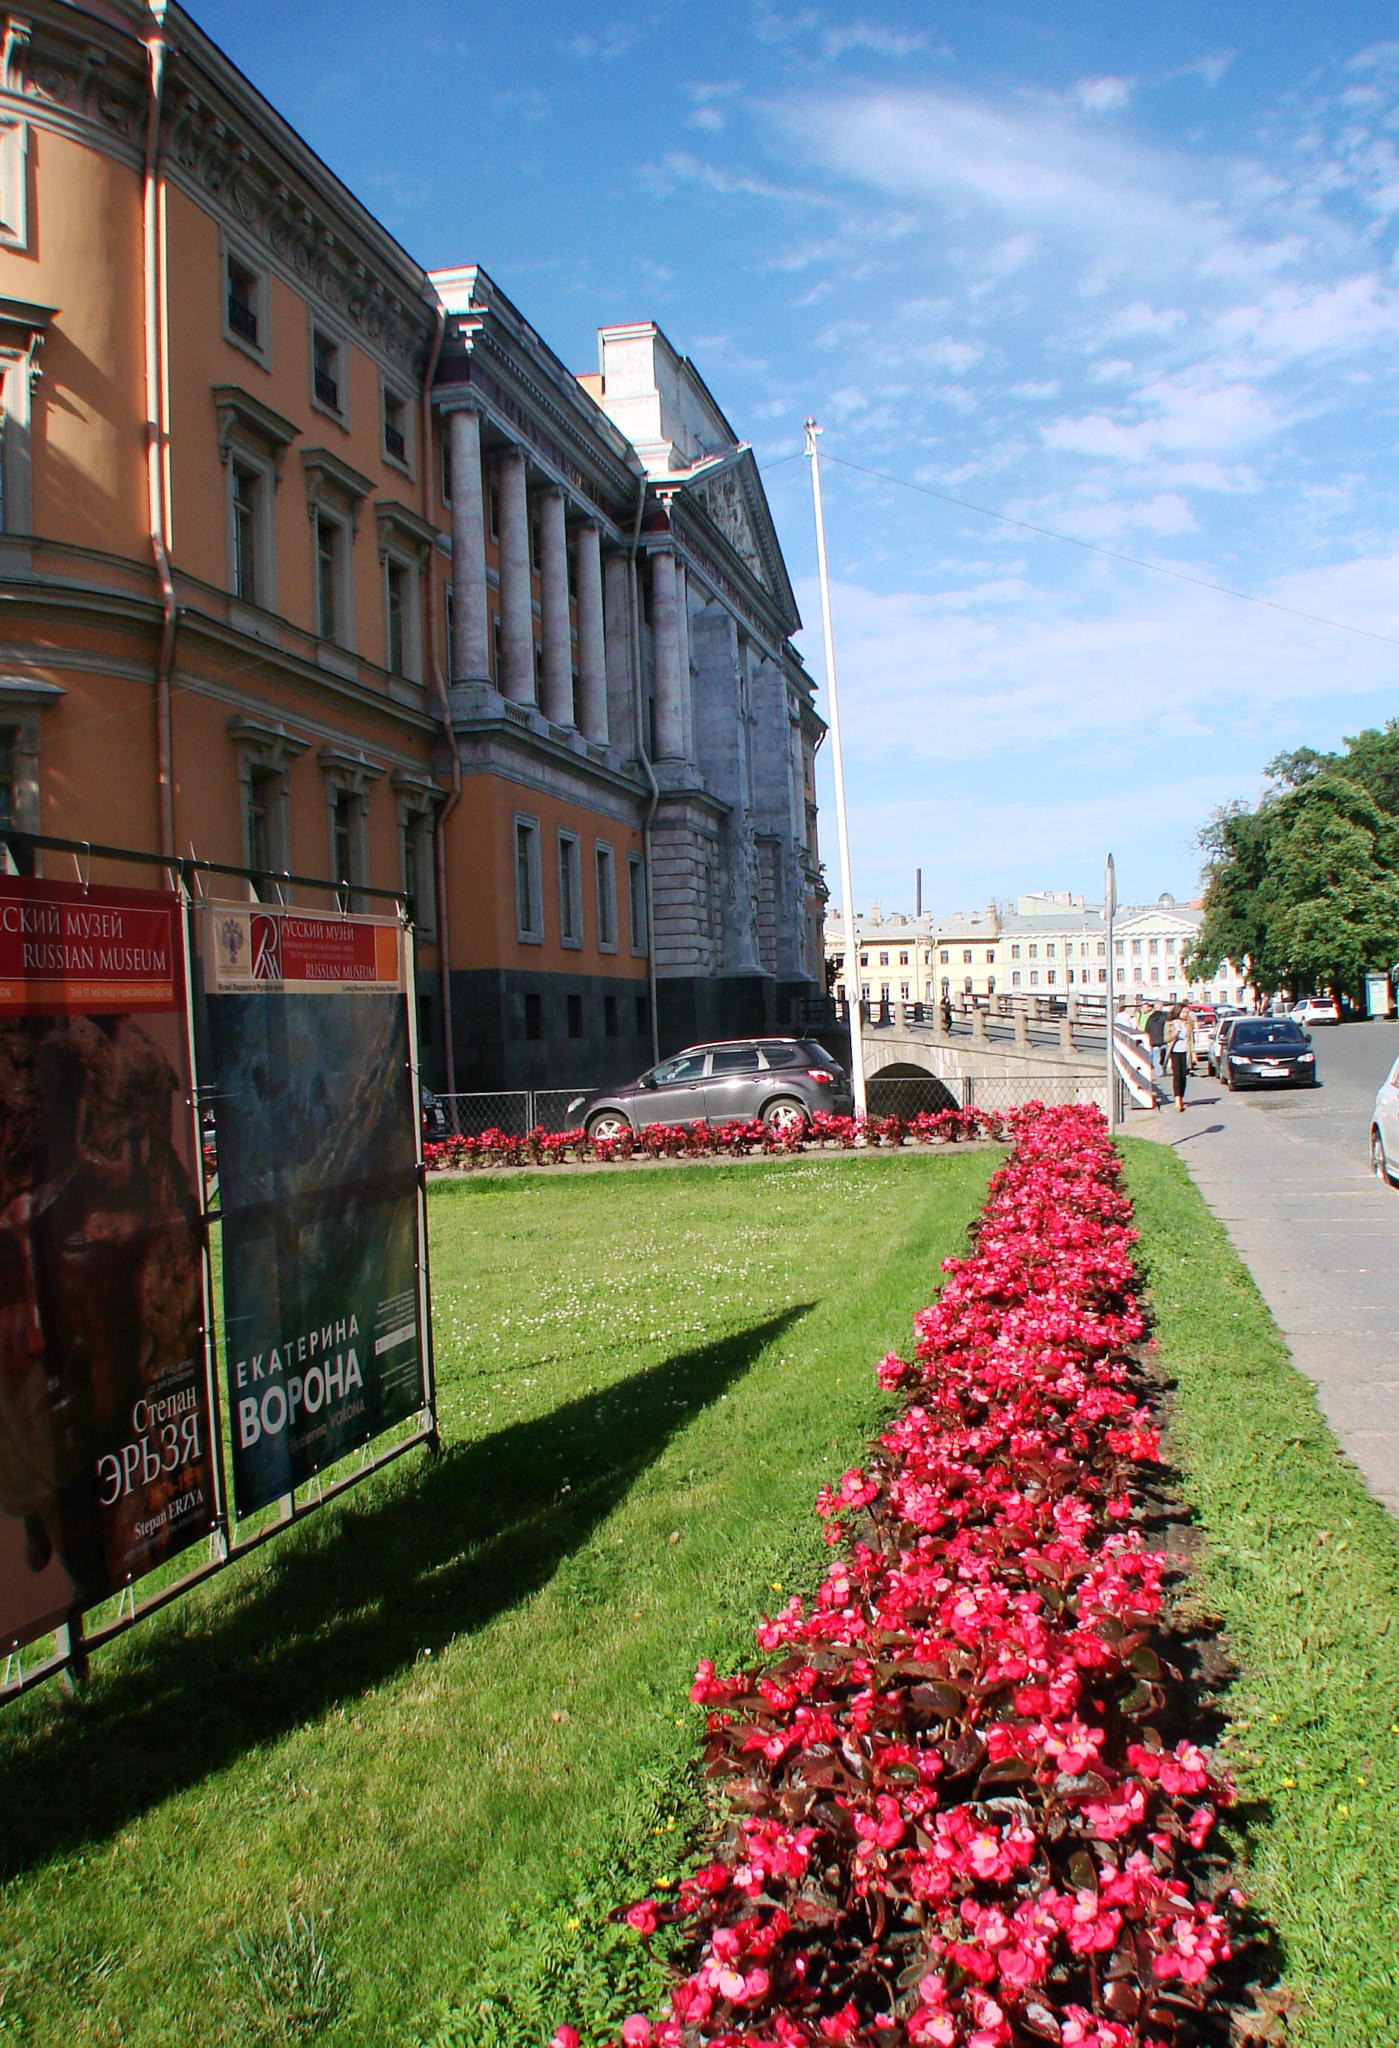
1188,721,1399,1001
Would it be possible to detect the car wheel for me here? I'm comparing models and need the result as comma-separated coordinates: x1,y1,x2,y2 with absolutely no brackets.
586,1110,631,1142
762,1097,808,1136
1372,1130,1395,1186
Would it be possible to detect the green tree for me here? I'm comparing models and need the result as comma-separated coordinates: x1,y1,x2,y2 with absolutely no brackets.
1189,725,1399,1002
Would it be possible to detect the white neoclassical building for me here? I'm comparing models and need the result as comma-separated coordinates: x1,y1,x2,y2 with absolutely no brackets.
826,892,1250,1013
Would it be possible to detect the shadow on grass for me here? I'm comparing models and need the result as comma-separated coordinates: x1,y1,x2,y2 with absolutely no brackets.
0,1306,811,1880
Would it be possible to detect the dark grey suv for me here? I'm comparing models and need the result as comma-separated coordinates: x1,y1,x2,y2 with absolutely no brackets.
568,1038,854,1140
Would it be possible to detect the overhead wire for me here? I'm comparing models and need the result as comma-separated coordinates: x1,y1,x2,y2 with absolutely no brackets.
759,440,1399,653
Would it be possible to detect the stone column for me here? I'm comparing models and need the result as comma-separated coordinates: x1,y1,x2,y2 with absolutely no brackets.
538,485,573,726
447,406,489,683
651,550,686,759
603,552,634,754
675,561,694,753
574,520,608,743
496,447,534,703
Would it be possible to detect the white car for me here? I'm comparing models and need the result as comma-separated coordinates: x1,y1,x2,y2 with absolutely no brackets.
1373,1055,1399,1184
1291,997,1341,1026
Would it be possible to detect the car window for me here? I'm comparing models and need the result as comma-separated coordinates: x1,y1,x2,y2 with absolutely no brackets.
710,1046,760,1075
650,1053,708,1084
1231,1023,1304,1046
760,1044,800,1067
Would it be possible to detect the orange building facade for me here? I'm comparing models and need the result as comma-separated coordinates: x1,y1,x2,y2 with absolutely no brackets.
0,0,825,1093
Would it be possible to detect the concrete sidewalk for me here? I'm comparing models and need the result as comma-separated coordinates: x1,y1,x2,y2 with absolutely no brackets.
1128,1067,1399,1518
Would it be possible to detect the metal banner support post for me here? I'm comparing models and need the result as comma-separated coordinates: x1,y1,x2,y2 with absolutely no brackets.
805,418,867,1119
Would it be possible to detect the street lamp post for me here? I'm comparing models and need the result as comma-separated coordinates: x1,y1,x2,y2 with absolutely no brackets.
805,418,867,1119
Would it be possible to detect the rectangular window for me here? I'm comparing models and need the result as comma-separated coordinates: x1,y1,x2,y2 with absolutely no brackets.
515,816,542,941
0,726,15,831
231,461,261,604
1029,944,1038,959
604,992,618,1037
226,251,262,350
939,949,949,965
1010,945,1020,960
245,765,278,890
383,386,409,466
1046,943,1056,958
1047,969,1057,986
488,480,500,542
566,992,583,1039
985,950,994,965
523,991,543,1040
385,558,408,674
595,841,617,951
1097,941,1106,956
899,950,909,966
315,514,341,642
628,853,648,955
1011,970,1021,987
557,831,582,946
1029,970,1039,987
879,950,889,966
331,790,356,890
962,948,972,964
491,612,503,685
312,328,342,413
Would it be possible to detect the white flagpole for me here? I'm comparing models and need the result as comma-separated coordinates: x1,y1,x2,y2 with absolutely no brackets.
1105,851,1118,1130
805,418,867,1119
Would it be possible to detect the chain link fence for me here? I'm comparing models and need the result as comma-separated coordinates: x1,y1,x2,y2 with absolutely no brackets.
437,1073,1110,1137
436,1088,595,1137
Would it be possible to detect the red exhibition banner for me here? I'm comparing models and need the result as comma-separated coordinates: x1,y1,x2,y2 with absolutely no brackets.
0,876,218,1655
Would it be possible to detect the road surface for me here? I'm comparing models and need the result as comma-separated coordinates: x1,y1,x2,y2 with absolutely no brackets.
1137,1018,1399,1515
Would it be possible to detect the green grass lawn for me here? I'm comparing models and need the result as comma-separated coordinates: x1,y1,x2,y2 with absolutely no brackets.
1121,1138,1399,2045
0,1150,996,2048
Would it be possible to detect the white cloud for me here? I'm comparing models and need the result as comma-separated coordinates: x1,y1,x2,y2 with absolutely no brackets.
799,547,1399,779
1074,75,1134,114
1104,301,1188,337
1042,379,1278,461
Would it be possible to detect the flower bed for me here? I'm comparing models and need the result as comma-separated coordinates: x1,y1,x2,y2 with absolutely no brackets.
423,1108,1007,1173
557,1105,1244,2048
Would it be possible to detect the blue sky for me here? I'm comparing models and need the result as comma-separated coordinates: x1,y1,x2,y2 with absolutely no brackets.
199,0,1399,914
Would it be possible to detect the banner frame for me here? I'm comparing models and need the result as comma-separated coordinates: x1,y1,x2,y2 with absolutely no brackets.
0,831,437,1703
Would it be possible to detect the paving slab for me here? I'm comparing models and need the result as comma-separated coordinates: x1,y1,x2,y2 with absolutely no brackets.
1131,1025,1399,1515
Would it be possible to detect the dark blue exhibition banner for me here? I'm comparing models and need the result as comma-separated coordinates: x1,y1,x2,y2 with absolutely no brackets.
203,905,426,1517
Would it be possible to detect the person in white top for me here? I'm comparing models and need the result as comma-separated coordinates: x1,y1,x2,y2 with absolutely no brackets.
1164,1005,1194,1114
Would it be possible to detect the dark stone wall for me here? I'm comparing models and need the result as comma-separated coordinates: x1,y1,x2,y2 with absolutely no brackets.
434,967,822,1093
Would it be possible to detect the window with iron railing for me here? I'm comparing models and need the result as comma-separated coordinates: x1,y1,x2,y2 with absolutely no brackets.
227,254,260,347
312,329,341,412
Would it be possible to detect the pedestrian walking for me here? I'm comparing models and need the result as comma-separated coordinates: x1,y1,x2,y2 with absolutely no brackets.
1144,1003,1167,1079
940,993,953,1035
1164,1003,1193,1114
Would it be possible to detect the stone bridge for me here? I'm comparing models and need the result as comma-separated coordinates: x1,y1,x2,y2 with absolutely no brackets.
807,1000,1112,1108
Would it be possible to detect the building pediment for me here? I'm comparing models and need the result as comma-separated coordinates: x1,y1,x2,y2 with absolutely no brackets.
674,449,800,635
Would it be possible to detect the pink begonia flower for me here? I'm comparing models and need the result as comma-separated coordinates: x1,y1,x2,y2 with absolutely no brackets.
620,2018,653,2048
550,2030,580,2048
567,1107,1241,2048
624,1900,659,1935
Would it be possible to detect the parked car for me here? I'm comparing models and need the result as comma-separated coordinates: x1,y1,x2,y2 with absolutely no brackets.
1214,1017,1317,1089
1371,1055,1399,1183
1290,996,1341,1027
567,1038,854,1139
420,1085,447,1139
1193,1004,1244,1071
